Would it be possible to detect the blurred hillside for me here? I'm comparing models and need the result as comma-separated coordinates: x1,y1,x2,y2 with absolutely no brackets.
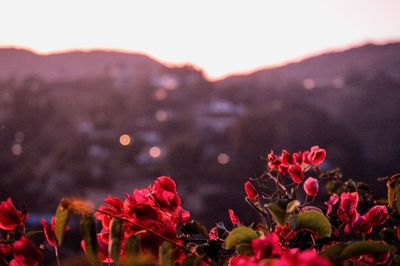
0,42,399,225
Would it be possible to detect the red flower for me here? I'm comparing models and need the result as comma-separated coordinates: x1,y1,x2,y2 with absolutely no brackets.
302,151,311,164
365,205,389,227
288,164,305,184
324,194,339,215
274,224,296,244
251,233,282,260
209,227,222,241
397,227,400,240
228,255,261,266
41,218,57,247
0,198,27,231
9,237,42,266
228,209,241,226
345,214,372,235
244,181,258,201
153,176,181,210
337,192,359,224
303,177,319,197
0,243,12,258
280,150,294,165
267,151,281,170
292,152,303,165
307,146,326,165
271,248,332,266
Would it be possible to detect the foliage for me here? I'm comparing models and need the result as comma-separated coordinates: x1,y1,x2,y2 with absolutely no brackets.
0,146,400,265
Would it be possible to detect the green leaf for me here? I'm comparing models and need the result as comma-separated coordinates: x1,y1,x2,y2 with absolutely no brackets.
236,243,254,256
395,184,400,213
340,241,397,260
223,226,258,249
80,215,100,266
320,243,347,262
387,179,397,208
109,218,123,264
266,203,287,225
159,241,174,266
326,181,337,194
124,235,142,256
286,200,300,213
55,204,70,246
25,230,43,240
289,210,331,238
181,255,203,266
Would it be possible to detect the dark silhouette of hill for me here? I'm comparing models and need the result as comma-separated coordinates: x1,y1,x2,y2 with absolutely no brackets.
215,42,400,89
0,48,167,82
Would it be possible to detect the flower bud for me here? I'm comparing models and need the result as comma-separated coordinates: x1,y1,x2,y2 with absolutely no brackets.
303,177,319,197
244,181,258,201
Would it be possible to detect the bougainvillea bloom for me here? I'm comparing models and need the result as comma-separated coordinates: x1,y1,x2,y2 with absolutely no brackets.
365,205,389,227
229,255,264,266
228,209,241,226
0,198,27,231
252,233,282,260
9,237,42,266
274,224,297,244
337,192,359,224
41,218,57,247
288,164,305,183
324,193,339,215
303,177,319,197
244,181,259,201
345,214,372,235
94,176,190,256
307,146,326,165
271,248,332,266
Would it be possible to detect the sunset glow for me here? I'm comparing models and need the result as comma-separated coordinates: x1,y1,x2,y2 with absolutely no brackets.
1,0,399,79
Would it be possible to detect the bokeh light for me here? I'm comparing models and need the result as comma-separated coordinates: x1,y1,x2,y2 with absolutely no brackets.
119,134,132,146
149,146,161,158
217,153,230,165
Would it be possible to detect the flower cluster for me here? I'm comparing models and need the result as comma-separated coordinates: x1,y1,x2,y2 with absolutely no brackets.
2,145,400,266
93,176,190,261
0,198,42,266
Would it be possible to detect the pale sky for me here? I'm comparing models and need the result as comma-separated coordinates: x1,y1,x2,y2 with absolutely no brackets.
0,0,399,80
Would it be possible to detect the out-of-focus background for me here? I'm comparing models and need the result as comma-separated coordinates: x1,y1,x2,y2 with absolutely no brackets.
0,1,400,227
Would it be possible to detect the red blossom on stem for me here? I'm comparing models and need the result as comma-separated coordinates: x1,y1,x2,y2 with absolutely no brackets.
303,177,319,197
244,181,259,201
0,198,27,231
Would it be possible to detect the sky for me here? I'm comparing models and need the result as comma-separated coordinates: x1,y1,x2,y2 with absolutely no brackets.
0,0,399,80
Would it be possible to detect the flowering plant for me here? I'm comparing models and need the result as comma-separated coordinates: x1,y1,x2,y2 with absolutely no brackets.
0,146,400,265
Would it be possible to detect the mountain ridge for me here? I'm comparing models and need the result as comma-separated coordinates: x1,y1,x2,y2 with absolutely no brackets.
1,42,399,84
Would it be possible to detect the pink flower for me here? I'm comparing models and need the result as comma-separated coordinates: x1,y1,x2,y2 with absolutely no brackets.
288,164,305,184
274,224,296,244
267,151,281,170
337,192,359,224
244,181,258,201
228,255,261,266
9,237,42,266
280,150,294,166
307,146,326,165
252,233,282,260
271,248,332,266
365,205,389,227
324,194,339,215
292,152,303,165
0,198,27,231
209,227,222,241
345,214,372,235
397,227,400,240
41,218,57,247
228,209,241,226
303,177,319,197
